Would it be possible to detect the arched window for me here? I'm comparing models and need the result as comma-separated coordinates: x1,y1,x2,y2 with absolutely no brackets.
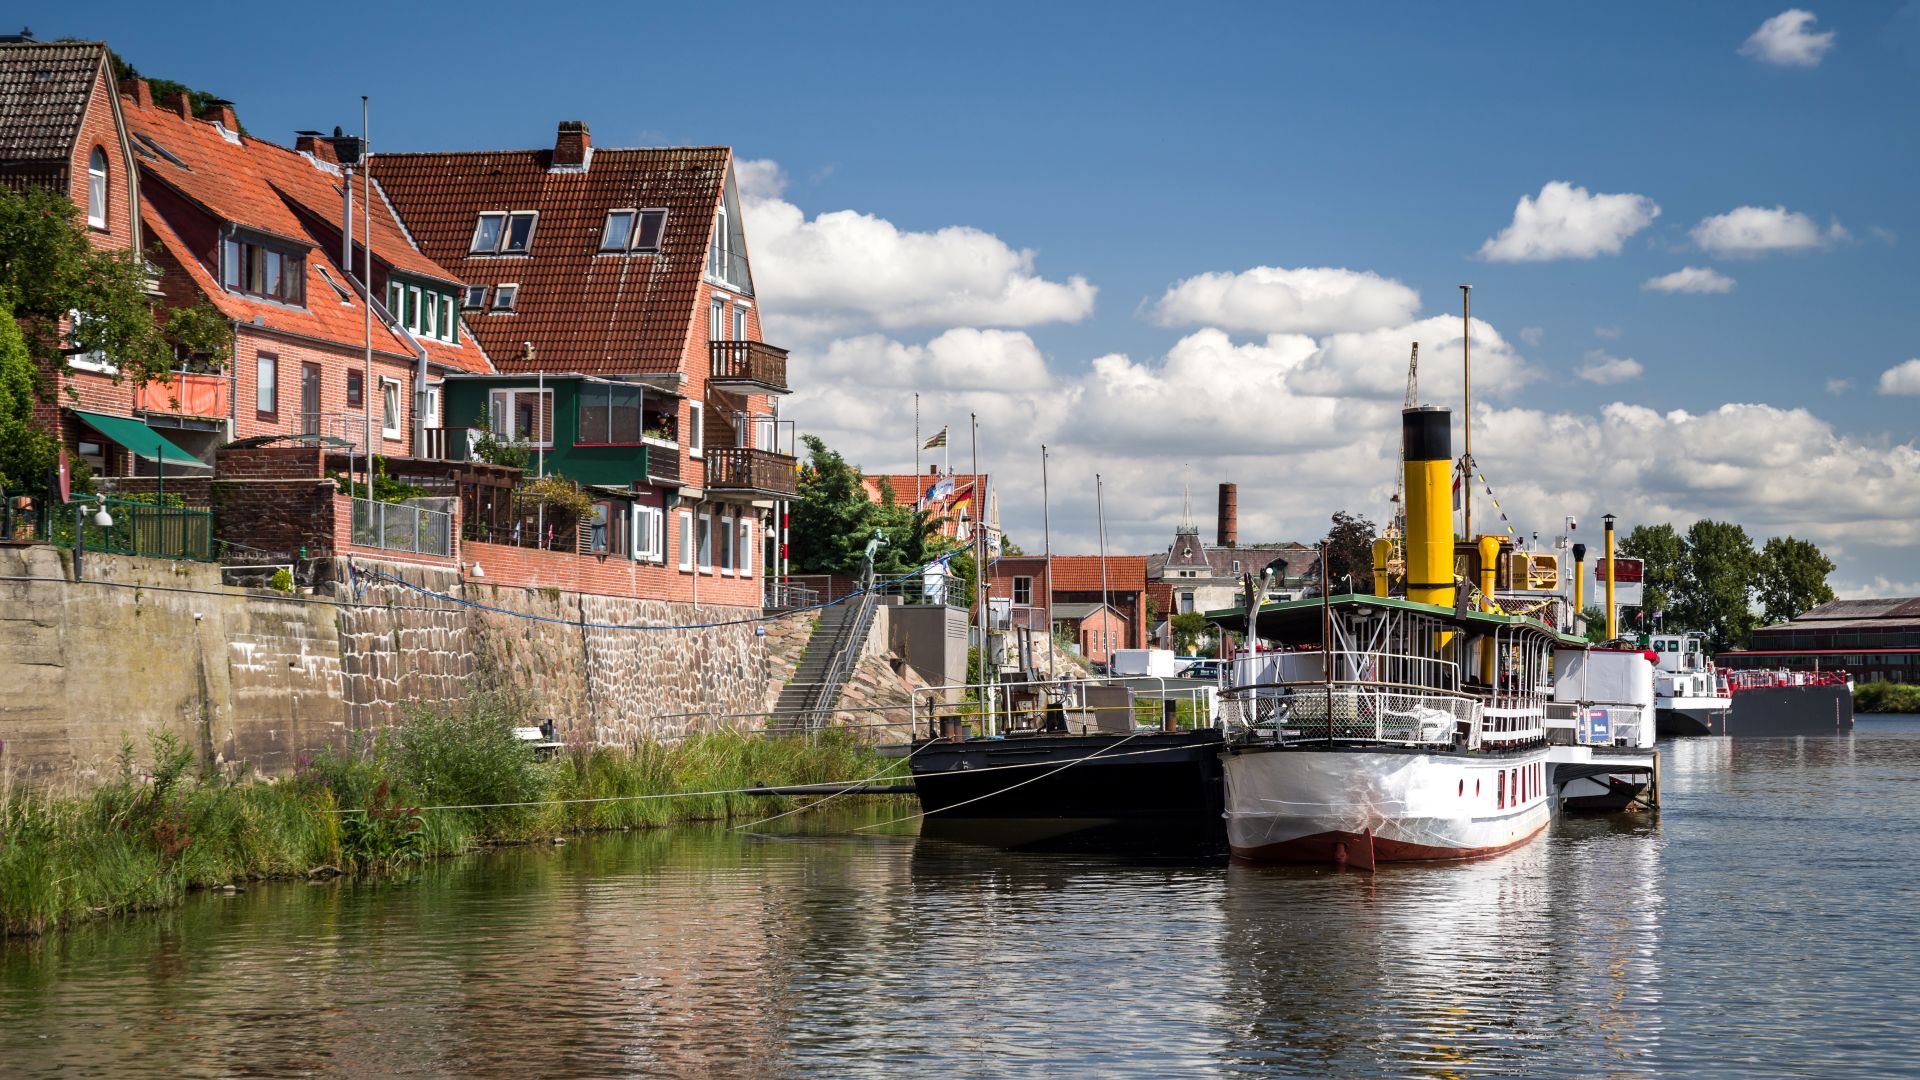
87,147,108,229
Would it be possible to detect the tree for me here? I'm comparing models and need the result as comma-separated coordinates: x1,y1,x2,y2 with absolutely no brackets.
0,185,230,403
1620,523,1685,617
1756,536,1836,626
790,435,954,586
1325,511,1378,593
1170,611,1212,656
1674,519,1760,651
1000,536,1026,556
0,305,58,492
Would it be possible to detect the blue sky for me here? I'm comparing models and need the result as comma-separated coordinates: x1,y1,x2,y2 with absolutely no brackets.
30,2,1920,593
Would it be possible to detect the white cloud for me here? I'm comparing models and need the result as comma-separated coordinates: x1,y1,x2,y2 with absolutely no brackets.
1643,266,1737,294
1740,9,1836,67
1150,266,1421,335
1477,181,1660,262
1869,225,1898,245
1826,377,1854,395
1593,325,1623,340
1576,351,1644,385
1519,326,1544,347
737,159,1095,342
1691,205,1848,257
1878,359,1920,395
1837,577,1920,601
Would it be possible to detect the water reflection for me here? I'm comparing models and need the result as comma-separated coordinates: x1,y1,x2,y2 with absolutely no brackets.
4,719,1920,1077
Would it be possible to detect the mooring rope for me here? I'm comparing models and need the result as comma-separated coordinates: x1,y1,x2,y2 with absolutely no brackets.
730,738,945,832
851,729,1151,833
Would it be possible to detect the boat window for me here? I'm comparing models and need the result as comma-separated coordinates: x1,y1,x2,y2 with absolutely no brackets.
1497,771,1504,809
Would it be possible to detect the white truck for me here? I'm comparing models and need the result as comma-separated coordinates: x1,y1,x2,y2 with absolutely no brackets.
1110,648,1181,678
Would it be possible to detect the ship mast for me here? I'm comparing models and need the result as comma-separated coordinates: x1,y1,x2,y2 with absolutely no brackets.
1460,284,1472,541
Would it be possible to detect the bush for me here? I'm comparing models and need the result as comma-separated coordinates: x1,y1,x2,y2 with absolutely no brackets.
1854,682,1920,714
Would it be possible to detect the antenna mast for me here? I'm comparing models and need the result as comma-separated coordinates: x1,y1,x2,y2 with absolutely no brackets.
1386,342,1418,578
1460,284,1472,541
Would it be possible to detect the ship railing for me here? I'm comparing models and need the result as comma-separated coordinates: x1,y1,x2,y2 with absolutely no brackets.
1477,702,1547,746
911,673,1217,740
1219,679,1480,748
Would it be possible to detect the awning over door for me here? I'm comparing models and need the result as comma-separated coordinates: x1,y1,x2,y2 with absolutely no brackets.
71,410,208,468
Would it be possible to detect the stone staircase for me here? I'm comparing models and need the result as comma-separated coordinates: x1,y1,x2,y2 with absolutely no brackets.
772,591,880,731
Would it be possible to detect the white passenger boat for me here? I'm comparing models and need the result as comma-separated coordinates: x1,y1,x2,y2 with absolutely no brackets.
1213,406,1566,865
1650,632,1732,736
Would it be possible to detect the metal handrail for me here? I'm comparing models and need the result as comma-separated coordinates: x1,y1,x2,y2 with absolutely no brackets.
803,589,880,733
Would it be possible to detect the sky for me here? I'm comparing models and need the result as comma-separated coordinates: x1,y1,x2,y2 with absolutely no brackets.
27,2,1920,597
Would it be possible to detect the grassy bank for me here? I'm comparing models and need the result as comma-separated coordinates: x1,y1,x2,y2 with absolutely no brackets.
0,697,904,937
1854,683,1920,714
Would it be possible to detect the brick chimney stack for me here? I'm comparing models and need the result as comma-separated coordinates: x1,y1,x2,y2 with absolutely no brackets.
1217,483,1238,547
123,78,151,110
206,103,239,130
553,120,591,168
163,90,192,119
296,134,338,165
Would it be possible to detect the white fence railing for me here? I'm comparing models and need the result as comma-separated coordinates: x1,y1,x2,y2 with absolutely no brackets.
350,497,452,557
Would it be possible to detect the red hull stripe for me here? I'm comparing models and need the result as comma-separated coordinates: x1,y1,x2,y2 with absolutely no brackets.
1231,820,1548,864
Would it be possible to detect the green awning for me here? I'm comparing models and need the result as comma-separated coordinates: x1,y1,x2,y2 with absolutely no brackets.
72,410,207,468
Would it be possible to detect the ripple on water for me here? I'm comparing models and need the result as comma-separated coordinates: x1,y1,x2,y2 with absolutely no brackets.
5,718,1920,1077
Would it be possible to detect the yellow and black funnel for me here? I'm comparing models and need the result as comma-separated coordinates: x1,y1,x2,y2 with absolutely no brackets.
1402,407,1455,610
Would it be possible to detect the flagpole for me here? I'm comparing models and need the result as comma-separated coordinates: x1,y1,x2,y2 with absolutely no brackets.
1041,443,1053,673
1097,472,1110,660
913,392,921,507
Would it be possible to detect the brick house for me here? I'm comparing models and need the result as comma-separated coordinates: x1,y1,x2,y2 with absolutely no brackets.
0,38,158,478
119,82,490,466
1144,483,1316,645
989,553,1150,655
371,122,795,611
861,469,999,547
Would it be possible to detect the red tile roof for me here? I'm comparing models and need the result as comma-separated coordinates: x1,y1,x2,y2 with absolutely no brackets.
370,144,731,377
1049,555,1149,593
121,94,488,372
0,41,108,184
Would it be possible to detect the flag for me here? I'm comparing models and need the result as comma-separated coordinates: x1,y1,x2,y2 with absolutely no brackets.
56,444,71,504
1451,461,1462,512
922,427,947,450
918,474,955,508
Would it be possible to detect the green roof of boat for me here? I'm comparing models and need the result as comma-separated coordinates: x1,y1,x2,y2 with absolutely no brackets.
1202,591,1587,646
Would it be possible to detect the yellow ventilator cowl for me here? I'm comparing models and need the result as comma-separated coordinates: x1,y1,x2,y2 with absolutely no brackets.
1401,407,1455,610
1371,537,1393,596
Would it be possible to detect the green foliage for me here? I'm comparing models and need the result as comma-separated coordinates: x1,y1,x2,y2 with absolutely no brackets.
0,303,56,491
520,474,595,521
1170,611,1213,654
792,434,959,586
470,407,531,470
1325,511,1378,593
328,456,431,503
1581,606,1610,643
1756,536,1837,626
268,568,294,593
0,185,231,393
1674,520,1760,651
1000,536,1026,556
0,704,901,937
1854,683,1920,714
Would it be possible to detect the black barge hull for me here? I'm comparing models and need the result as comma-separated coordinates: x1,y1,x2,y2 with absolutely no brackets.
910,729,1226,856
1725,686,1854,736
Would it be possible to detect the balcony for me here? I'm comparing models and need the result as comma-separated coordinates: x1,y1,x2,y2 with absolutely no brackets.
136,372,229,427
709,340,790,394
705,446,796,499
641,438,682,486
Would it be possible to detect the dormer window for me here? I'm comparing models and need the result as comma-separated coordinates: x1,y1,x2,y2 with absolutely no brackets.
491,283,519,312
463,285,487,309
599,208,668,253
387,277,460,344
469,211,538,255
222,235,306,305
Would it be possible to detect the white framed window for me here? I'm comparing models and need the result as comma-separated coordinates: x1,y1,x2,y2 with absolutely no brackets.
488,387,552,445
719,511,735,576
256,352,278,414
491,283,519,312
87,147,108,229
698,512,713,573
732,303,747,340
633,209,667,252
462,285,487,309
678,510,694,572
738,518,753,577
632,504,665,562
316,266,352,304
687,401,704,458
469,212,504,252
388,281,406,323
600,209,635,251
502,211,536,253
381,378,403,438
412,286,427,334
1013,576,1032,606
64,310,115,374
441,294,458,344
708,205,733,283
710,296,725,341
422,382,441,428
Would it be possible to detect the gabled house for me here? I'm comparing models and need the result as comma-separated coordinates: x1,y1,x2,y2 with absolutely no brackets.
372,122,795,611
989,553,1150,659
861,469,999,546
118,81,489,465
0,38,158,476
1144,484,1316,645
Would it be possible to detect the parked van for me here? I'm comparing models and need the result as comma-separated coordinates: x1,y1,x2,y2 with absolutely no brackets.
1110,648,1180,677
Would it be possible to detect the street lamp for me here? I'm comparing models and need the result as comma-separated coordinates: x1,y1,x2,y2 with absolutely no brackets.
73,502,113,581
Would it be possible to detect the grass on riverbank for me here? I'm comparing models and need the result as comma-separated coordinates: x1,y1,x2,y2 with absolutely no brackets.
0,697,905,937
1854,682,1920,714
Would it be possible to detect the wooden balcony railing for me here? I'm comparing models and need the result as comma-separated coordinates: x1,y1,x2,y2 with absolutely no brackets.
136,372,228,418
642,439,682,486
709,340,790,394
705,446,797,498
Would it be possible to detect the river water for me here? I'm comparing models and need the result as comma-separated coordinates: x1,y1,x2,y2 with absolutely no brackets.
4,717,1919,1078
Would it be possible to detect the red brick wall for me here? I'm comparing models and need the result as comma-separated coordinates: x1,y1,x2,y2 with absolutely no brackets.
70,67,136,253
468,507,762,608
210,476,337,560
229,329,418,454
214,445,325,479
100,476,214,506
